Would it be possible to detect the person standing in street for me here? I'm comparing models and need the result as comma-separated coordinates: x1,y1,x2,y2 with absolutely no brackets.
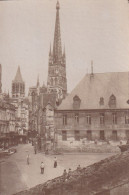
34,146,37,154
40,162,45,174
27,154,30,165
54,156,57,168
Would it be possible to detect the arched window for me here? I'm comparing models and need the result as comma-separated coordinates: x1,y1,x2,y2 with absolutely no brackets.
109,94,116,107
99,97,104,105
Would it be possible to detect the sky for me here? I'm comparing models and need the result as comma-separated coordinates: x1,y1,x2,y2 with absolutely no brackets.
0,0,129,95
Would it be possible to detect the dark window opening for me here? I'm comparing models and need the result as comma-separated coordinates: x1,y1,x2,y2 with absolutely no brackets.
63,115,67,125
86,115,91,125
100,130,105,140
100,113,105,124
125,111,129,124
74,130,80,141
109,94,116,107
112,130,117,141
112,113,117,124
87,130,92,140
126,130,129,139
75,113,79,123
62,131,67,141
99,97,104,105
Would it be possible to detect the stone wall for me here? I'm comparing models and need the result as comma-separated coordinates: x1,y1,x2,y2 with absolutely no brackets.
14,150,129,195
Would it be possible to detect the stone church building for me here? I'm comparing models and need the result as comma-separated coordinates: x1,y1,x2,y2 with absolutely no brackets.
55,71,129,150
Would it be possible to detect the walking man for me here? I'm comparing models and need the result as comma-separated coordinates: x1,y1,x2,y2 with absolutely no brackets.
54,156,57,168
40,162,45,174
27,154,30,165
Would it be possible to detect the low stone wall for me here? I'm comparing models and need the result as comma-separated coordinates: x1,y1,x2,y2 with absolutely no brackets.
14,150,129,195
56,140,121,153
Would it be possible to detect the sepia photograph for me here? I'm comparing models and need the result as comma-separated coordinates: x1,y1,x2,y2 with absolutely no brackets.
0,0,129,194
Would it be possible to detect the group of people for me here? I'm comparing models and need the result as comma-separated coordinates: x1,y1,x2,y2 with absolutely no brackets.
26,151,58,174
62,165,81,181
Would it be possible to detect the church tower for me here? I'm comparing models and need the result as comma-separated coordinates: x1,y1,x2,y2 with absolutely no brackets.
12,66,25,98
47,1,67,103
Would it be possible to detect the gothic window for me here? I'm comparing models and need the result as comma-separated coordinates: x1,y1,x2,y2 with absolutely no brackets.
112,112,117,124
86,115,91,125
63,114,67,125
100,113,105,124
99,97,104,105
75,113,79,123
74,130,80,141
109,94,116,107
62,131,67,141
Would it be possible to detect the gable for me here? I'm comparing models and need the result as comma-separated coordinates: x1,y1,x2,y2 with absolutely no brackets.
58,72,129,110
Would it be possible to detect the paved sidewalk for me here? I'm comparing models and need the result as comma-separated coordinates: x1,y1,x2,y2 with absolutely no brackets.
14,144,64,188
0,144,64,195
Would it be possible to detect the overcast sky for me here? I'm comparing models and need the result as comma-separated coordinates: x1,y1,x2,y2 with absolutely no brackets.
0,0,129,95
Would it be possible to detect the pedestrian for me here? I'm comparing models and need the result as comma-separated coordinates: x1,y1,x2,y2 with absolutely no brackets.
62,169,67,181
27,154,30,165
67,168,72,179
54,156,57,168
77,165,81,172
40,162,45,174
34,146,37,154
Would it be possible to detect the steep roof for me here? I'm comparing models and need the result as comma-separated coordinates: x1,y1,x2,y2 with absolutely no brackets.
58,72,129,110
39,93,57,109
14,66,24,82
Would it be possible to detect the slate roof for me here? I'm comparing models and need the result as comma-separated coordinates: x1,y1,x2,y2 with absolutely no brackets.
14,66,24,82
40,93,57,109
58,72,129,110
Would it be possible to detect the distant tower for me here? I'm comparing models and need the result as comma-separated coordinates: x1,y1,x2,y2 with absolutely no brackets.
12,66,25,98
47,1,67,102
0,64,2,93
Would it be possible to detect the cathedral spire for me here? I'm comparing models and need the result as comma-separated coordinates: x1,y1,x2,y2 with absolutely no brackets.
37,74,40,87
49,43,51,56
53,1,62,63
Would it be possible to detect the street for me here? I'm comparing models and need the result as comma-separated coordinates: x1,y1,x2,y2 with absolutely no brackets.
0,144,114,195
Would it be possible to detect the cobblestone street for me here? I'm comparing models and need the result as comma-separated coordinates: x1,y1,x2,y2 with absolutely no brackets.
0,144,114,195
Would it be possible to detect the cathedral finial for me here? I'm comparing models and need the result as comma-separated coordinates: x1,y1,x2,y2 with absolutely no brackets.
56,1,60,10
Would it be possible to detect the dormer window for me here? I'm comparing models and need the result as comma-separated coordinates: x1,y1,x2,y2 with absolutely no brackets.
99,97,104,106
73,95,81,109
109,94,116,108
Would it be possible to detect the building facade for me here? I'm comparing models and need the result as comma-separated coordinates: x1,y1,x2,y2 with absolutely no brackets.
55,72,129,150
0,100,16,148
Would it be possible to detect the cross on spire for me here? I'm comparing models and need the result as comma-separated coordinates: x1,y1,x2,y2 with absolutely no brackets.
53,1,62,63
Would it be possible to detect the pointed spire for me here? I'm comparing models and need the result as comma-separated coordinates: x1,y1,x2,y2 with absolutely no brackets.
49,43,51,56
53,0,62,63
37,74,40,87
14,66,23,82
91,60,94,77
